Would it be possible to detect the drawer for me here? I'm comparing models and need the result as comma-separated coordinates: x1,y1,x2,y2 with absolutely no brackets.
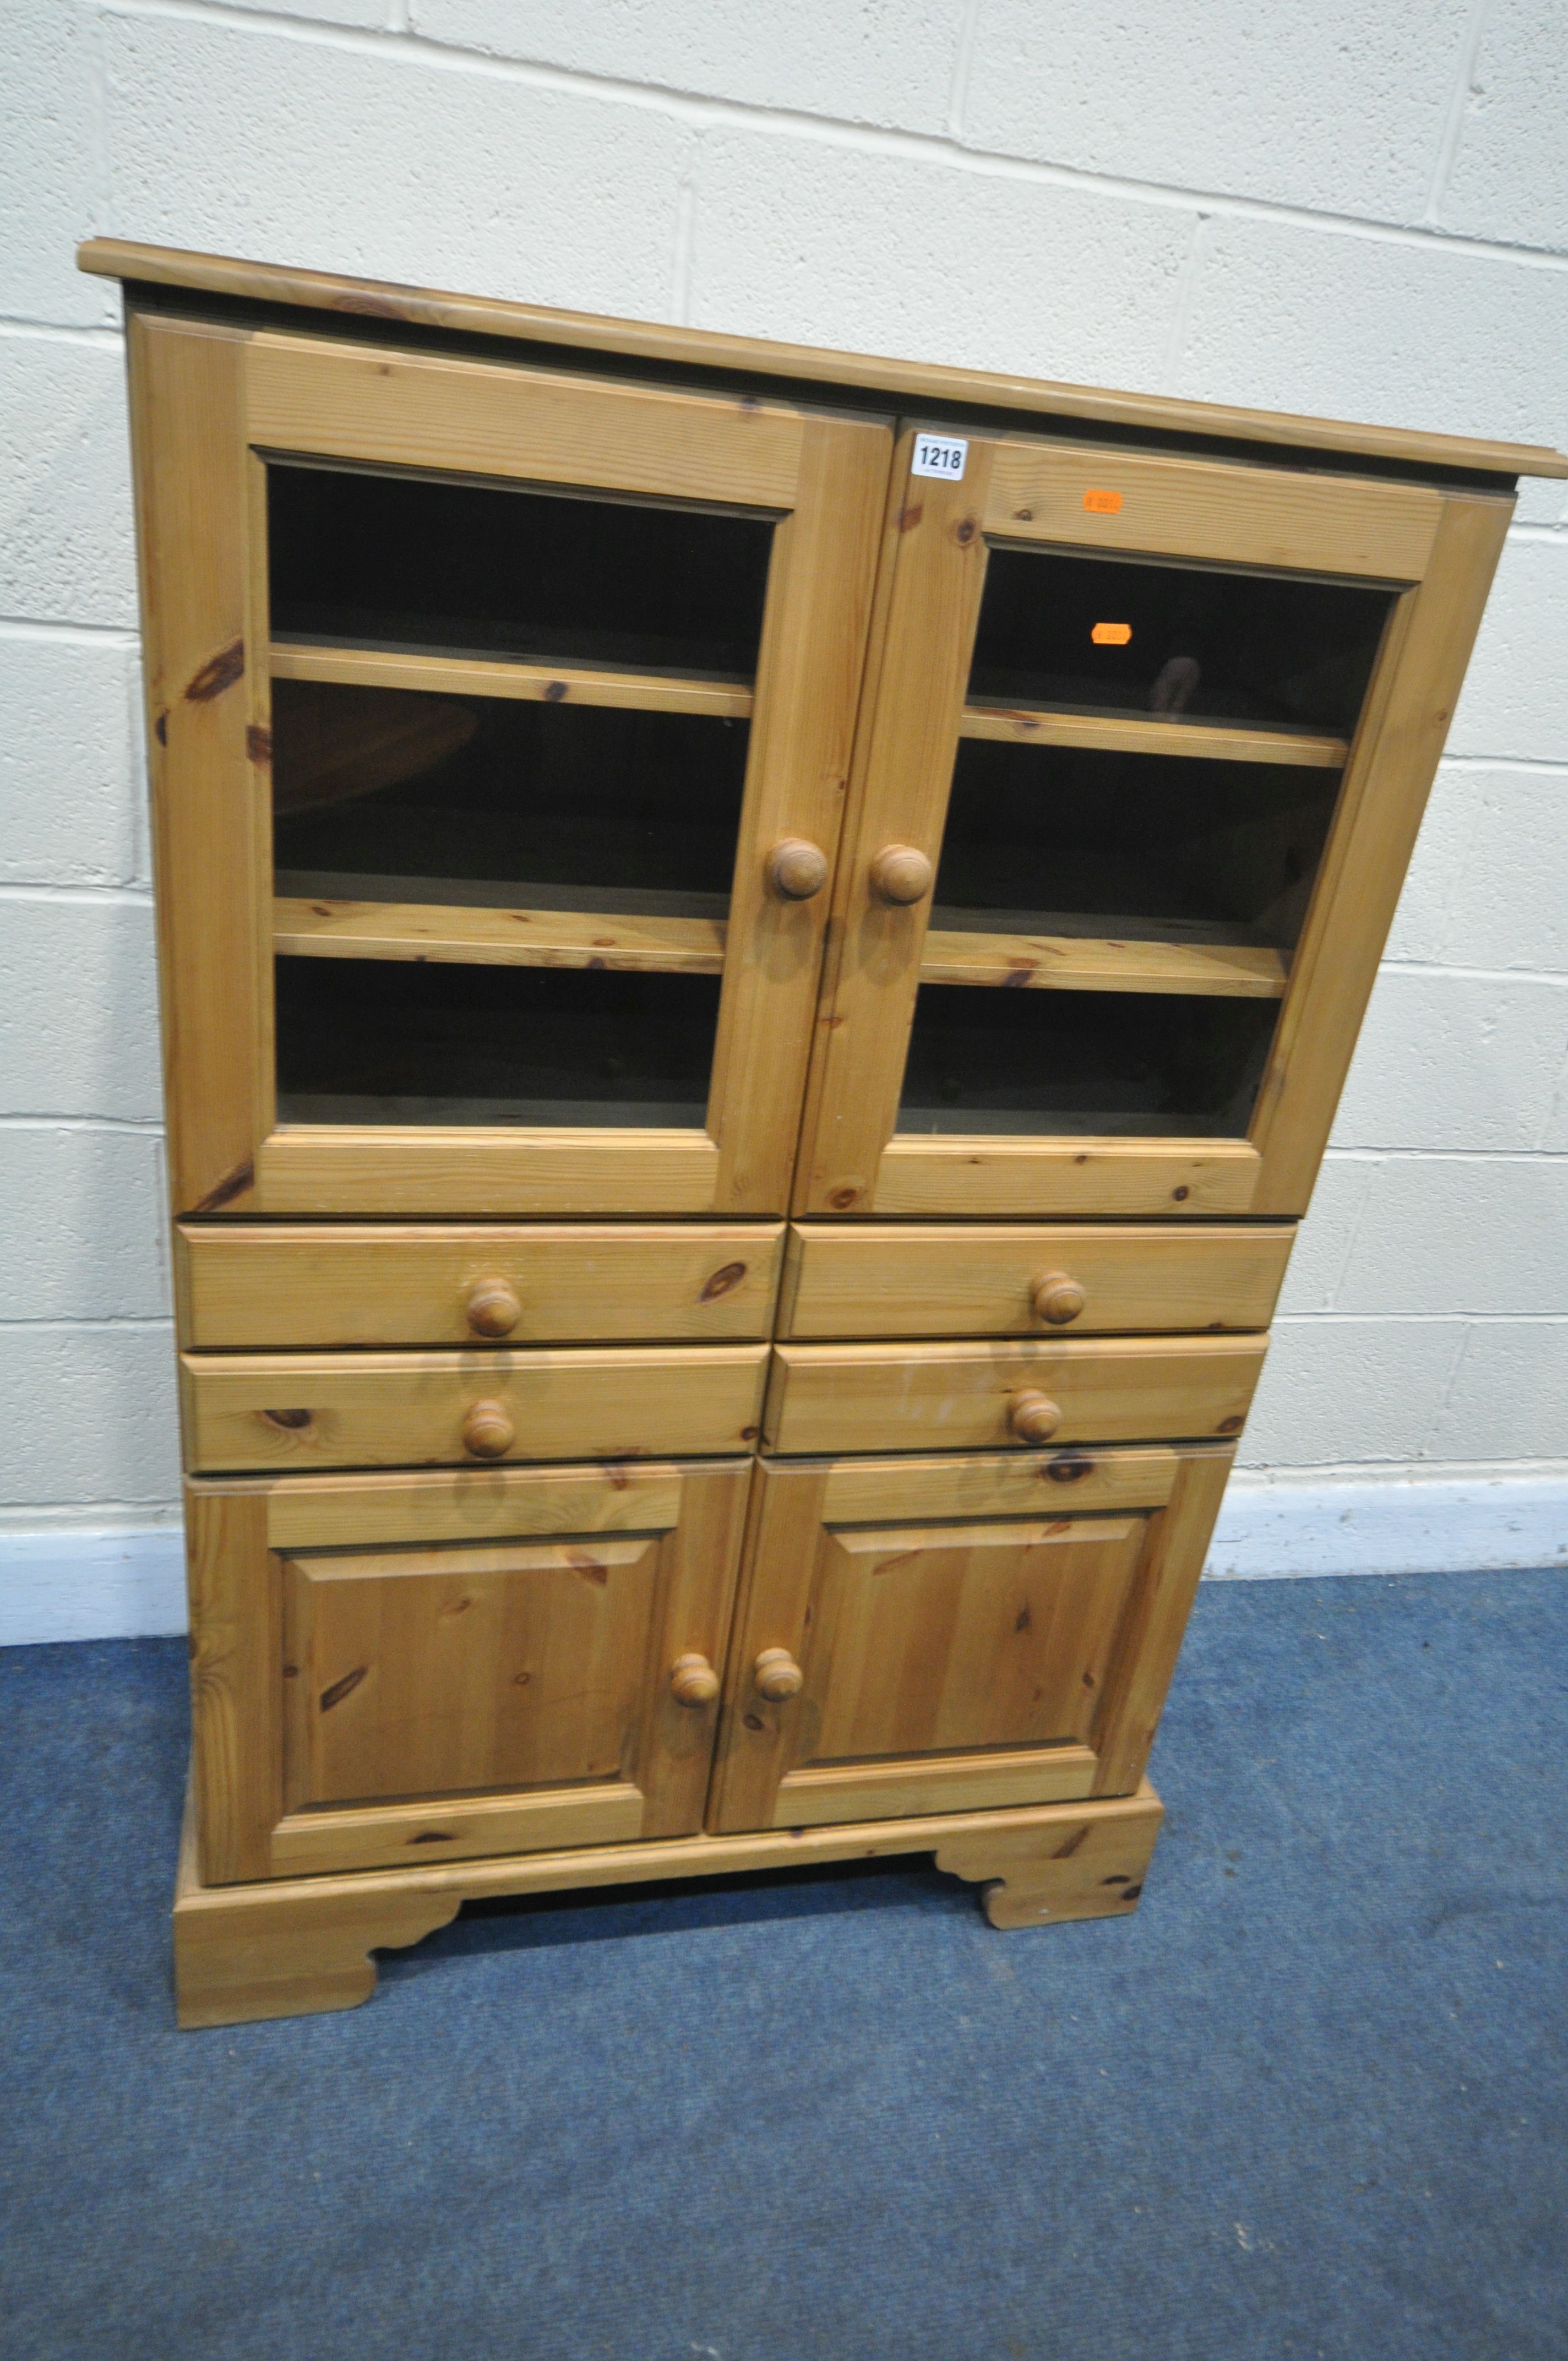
174,1223,786,1348
761,1334,1266,1456
781,1222,1293,1340
180,1344,770,1472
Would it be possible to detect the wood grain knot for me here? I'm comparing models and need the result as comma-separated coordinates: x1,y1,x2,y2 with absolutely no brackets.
184,638,244,702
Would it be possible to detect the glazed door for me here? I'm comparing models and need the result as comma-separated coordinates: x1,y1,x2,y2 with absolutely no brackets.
794,427,1510,1218
186,1458,750,1881
708,1444,1231,1834
130,314,891,1217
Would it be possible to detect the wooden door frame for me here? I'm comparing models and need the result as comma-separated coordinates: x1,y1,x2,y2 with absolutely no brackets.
129,311,892,1219
792,423,1512,1219
707,1441,1232,1834
186,1458,750,1883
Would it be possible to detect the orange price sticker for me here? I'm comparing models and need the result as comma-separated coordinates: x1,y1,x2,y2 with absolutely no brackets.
1082,488,1123,514
1091,622,1133,646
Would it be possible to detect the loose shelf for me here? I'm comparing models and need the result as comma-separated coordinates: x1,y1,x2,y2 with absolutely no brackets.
958,703,1348,770
919,927,1287,998
271,641,755,721
274,895,726,974
274,894,1286,998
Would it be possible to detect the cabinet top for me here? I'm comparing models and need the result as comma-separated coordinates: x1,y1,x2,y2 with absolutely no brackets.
80,237,1566,486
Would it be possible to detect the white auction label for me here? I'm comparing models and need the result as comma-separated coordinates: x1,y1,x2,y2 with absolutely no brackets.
911,433,968,481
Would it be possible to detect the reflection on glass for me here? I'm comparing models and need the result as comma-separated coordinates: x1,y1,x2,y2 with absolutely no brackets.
276,960,722,1128
269,463,775,678
934,740,1340,954
272,682,749,918
971,548,1391,735
898,986,1278,1139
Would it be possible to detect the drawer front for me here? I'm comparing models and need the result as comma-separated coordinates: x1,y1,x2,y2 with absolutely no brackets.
181,1344,769,1472
176,1222,785,1348
781,1222,1293,1340
763,1334,1265,1456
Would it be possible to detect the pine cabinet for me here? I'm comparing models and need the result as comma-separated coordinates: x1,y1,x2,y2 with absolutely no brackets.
81,238,1563,2029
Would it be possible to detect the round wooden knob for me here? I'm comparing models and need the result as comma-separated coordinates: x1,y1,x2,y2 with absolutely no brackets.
464,1278,521,1338
461,1399,515,1459
1032,1272,1087,1326
753,1647,804,1702
669,1652,721,1707
1009,1390,1063,1444
766,837,829,901
868,843,934,906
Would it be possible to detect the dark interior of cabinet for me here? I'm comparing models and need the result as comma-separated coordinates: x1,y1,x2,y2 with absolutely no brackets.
933,739,1342,951
275,958,721,1127
268,462,775,678
271,681,749,916
897,983,1278,1138
970,546,1392,734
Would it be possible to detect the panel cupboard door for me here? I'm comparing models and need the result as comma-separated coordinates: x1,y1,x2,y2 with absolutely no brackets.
707,1445,1231,1834
186,1459,750,1881
793,425,1510,1219
128,311,891,1218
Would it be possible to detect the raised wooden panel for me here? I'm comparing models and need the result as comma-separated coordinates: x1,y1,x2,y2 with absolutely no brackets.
710,1446,1233,1836
181,1343,769,1472
782,1221,1293,1340
178,1221,784,1347
713,1479,1123,1831
763,1334,1266,1456
187,1460,749,1882
800,1516,1143,1765
984,440,1441,582
281,1535,659,1808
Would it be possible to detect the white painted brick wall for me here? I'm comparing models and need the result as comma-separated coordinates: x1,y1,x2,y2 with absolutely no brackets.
2,0,1565,1602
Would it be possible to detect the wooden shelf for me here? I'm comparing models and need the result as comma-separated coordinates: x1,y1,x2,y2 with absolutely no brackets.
919,926,1288,999
274,895,727,973
959,704,1348,770
271,641,755,720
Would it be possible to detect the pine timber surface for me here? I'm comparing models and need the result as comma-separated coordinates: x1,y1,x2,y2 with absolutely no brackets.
81,239,1567,480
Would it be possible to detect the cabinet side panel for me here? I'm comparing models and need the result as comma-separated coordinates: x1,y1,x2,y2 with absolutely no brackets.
1249,493,1515,1214
127,313,266,1215
184,1486,279,1883
1090,1448,1234,1797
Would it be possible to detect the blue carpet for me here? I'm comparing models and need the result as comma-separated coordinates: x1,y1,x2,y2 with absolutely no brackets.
1,1570,1565,2360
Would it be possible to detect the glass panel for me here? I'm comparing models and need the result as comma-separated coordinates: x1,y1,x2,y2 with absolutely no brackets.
273,681,748,918
934,739,1340,954
269,464,774,678
276,960,721,1128
897,986,1277,1138
970,547,1391,735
